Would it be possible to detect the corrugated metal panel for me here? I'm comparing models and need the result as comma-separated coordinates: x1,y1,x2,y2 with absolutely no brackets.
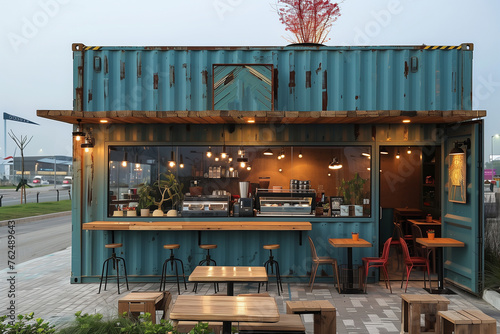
79,222,377,281
74,44,473,113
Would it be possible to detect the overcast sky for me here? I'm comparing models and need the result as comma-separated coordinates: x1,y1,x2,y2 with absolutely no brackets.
1,0,499,161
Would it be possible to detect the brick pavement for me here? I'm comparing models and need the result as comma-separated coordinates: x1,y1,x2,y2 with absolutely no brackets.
1,247,499,333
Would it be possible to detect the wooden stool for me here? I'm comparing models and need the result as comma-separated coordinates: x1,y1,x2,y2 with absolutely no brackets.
194,244,218,293
401,294,450,334
438,309,497,334
263,244,283,296
118,291,171,324
159,244,187,295
286,300,336,334
98,243,129,294
238,314,306,333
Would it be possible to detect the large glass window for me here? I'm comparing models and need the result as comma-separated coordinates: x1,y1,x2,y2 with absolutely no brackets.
108,145,371,217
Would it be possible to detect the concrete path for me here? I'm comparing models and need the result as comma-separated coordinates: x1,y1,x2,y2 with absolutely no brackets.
1,246,499,333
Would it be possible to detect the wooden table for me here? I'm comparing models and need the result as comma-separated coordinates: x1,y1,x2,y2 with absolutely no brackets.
416,238,465,294
328,238,372,293
394,208,425,234
408,219,442,237
189,266,268,296
169,295,279,334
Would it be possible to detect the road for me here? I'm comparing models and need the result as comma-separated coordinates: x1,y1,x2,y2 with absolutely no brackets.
0,215,71,270
0,186,71,206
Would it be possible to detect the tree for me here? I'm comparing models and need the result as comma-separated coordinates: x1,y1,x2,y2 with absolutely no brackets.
276,0,341,44
9,130,33,204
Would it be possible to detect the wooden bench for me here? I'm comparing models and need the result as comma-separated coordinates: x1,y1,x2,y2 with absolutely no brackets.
286,300,336,334
438,309,497,334
238,314,305,333
401,294,450,334
118,291,171,324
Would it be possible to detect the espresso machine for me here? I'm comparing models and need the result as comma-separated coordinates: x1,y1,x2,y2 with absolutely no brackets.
234,181,253,217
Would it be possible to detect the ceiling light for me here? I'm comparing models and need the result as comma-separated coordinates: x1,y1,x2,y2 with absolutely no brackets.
229,164,234,172
278,168,283,173
263,148,273,156
402,119,411,123
328,157,343,170
396,151,400,159
99,119,108,123
298,149,303,159
179,154,184,168
407,147,412,154
221,146,227,159
215,157,219,162
237,157,248,168
121,152,128,167
277,155,282,160
246,165,252,171
362,152,371,157
380,147,389,155
206,146,212,158
238,147,245,156
247,118,255,123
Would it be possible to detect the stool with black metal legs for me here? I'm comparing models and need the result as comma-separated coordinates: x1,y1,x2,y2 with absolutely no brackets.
159,244,187,295
98,243,129,294
263,244,283,296
193,244,218,293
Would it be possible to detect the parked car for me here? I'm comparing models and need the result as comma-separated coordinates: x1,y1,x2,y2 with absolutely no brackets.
62,176,72,189
32,175,49,186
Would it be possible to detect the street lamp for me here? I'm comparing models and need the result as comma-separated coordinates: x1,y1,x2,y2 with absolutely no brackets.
492,134,500,162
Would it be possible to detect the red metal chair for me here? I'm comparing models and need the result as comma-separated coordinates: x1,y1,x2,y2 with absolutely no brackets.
400,238,432,292
362,237,392,293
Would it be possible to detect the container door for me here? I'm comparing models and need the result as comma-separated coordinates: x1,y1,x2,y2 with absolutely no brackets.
442,121,483,294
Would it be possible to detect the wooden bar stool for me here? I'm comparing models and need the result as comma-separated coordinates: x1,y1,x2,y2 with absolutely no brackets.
159,244,187,295
194,244,218,293
263,244,283,296
98,243,129,294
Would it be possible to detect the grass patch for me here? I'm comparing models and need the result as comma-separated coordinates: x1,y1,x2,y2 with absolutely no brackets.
0,200,71,221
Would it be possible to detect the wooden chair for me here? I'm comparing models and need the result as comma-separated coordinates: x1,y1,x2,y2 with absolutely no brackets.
308,236,340,293
361,237,392,293
400,238,432,292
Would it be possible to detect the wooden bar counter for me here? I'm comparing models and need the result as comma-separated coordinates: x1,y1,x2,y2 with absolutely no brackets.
82,221,312,231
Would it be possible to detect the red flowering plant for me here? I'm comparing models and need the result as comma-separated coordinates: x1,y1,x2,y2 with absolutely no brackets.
276,0,341,44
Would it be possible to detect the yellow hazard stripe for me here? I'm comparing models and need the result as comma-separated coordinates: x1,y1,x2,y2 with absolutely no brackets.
424,45,462,50
84,46,101,51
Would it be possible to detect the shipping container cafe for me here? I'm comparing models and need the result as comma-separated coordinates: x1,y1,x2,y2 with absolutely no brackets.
38,43,486,294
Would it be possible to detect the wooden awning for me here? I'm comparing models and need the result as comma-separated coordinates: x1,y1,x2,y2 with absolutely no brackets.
37,109,486,125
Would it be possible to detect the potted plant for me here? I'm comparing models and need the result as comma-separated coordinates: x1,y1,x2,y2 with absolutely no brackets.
137,182,155,217
149,172,184,217
338,173,366,216
427,229,435,240
351,232,359,241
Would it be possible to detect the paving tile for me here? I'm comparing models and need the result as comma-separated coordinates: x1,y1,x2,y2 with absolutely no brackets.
1,247,500,333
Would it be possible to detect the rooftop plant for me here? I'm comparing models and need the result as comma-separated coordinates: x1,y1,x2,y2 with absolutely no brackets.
276,0,341,44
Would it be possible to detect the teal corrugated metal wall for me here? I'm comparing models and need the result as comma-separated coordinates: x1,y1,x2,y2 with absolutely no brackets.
73,44,473,112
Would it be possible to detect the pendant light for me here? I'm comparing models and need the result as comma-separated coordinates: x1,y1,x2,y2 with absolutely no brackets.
450,139,470,155
206,146,212,158
179,154,184,168
407,146,412,154
396,151,400,159
263,148,273,156
380,147,389,155
168,150,176,168
121,152,128,167
220,126,227,159
298,149,303,159
246,165,252,171
328,157,342,170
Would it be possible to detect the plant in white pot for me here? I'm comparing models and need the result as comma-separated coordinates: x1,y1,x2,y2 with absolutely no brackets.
149,172,184,217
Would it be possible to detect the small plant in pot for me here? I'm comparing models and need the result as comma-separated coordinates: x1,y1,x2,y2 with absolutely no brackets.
146,172,184,217
137,182,155,217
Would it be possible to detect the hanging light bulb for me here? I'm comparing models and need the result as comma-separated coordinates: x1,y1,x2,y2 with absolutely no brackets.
238,147,245,157
206,146,212,158
246,165,252,171
228,156,232,162
215,157,220,162
240,161,246,168
179,154,184,168
277,155,282,160
298,149,303,159
280,148,285,159
407,146,412,154
396,151,400,159
229,164,234,172
135,163,141,169
168,151,176,168
221,145,227,159
121,152,128,167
